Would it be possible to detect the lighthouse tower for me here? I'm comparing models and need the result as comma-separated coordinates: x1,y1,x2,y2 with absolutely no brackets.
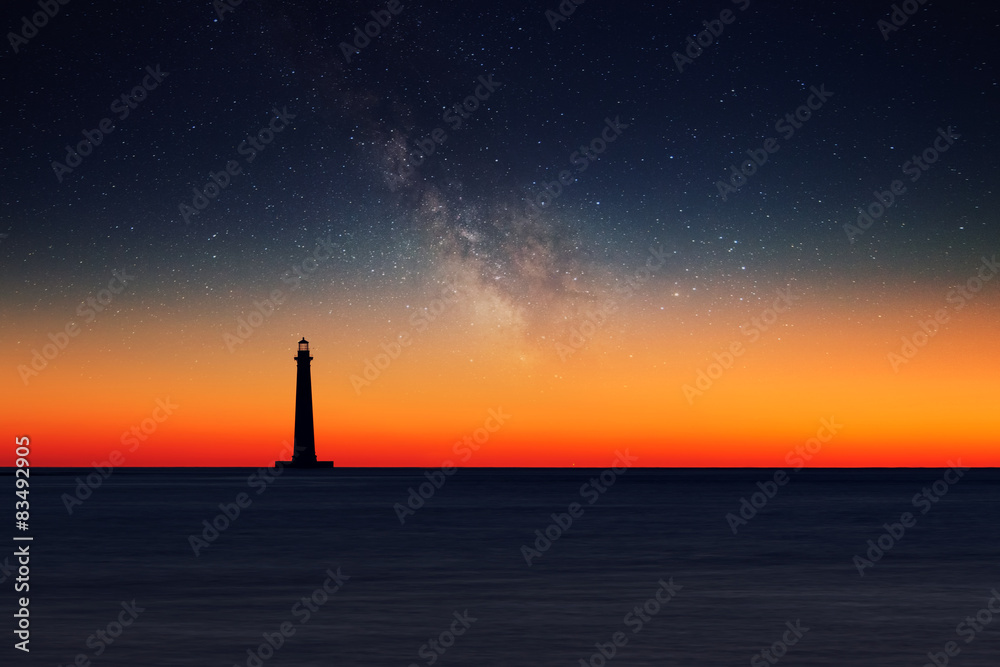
276,338,334,469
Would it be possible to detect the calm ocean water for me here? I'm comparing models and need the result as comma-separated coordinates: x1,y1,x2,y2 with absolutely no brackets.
8,467,1000,666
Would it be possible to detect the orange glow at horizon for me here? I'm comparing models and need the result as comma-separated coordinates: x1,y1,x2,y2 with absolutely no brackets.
4,280,999,468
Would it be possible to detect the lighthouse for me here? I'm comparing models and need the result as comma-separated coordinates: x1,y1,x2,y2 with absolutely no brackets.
276,338,334,469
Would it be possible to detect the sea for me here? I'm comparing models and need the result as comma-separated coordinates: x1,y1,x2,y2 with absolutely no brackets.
7,467,1000,666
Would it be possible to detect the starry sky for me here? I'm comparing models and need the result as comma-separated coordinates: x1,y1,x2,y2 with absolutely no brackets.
2,0,998,466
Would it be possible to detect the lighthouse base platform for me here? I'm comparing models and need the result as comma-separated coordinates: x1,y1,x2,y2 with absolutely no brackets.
275,459,334,469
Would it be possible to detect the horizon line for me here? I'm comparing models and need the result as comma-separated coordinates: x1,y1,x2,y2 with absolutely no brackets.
3,465,995,471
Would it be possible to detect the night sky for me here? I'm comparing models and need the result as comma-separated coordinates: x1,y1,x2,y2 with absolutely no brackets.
3,0,998,466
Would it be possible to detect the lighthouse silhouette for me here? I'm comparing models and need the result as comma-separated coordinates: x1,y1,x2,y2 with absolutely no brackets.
276,338,334,469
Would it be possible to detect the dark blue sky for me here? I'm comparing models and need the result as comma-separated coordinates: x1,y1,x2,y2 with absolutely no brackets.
2,0,997,307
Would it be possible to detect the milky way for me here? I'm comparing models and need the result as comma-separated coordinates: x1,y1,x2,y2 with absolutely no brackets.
3,0,999,465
